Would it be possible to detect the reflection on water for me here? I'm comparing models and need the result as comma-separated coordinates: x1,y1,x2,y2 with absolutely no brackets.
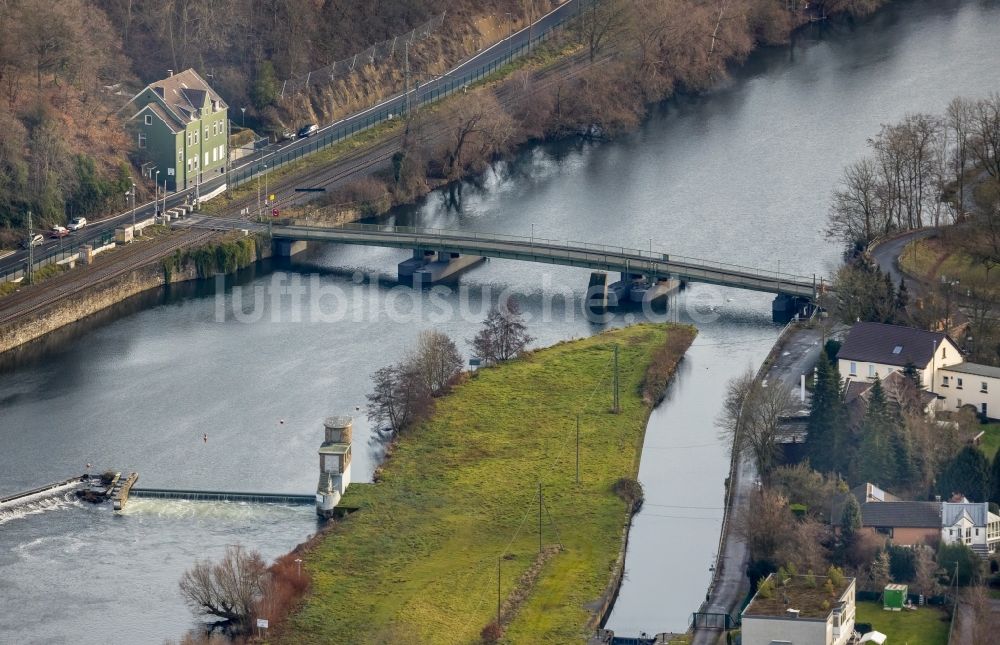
1,0,999,640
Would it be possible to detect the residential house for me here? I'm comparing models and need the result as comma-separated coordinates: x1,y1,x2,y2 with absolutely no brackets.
741,573,856,645
837,322,963,390
123,69,229,191
831,484,1000,556
940,501,1000,557
837,322,999,420
843,370,938,428
936,362,1000,421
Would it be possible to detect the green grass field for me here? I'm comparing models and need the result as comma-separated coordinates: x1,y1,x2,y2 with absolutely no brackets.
282,324,696,644
855,600,950,645
977,423,1000,460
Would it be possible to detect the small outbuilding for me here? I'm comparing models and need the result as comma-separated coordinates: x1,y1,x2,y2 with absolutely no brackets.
883,583,907,611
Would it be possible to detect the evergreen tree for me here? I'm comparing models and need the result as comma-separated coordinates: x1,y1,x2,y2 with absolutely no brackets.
856,376,897,485
896,278,909,312
991,454,1000,505
841,494,862,540
938,446,991,502
808,354,848,475
902,361,922,387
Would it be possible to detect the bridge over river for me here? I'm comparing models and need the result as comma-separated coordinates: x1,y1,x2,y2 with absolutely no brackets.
259,222,830,319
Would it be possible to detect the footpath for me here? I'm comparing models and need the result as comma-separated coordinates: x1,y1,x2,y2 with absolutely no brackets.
691,322,825,645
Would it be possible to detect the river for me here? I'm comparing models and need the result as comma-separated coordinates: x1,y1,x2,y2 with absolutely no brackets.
2,0,999,641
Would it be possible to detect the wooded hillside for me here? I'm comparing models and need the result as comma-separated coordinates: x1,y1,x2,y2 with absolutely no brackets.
0,0,886,242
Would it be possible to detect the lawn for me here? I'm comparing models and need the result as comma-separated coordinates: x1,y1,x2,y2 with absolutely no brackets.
977,422,1000,460
899,237,990,285
281,324,696,644
855,600,950,645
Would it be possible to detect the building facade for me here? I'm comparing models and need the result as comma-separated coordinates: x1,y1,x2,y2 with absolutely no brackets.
741,574,857,645
940,502,1000,556
936,362,1000,421
124,69,228,192
837,322,963,390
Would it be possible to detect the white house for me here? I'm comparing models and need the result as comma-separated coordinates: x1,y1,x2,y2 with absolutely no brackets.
837,322,963,390
940,501,1000,557
741,574,856,645
936,362,1000,421
837,322,998,420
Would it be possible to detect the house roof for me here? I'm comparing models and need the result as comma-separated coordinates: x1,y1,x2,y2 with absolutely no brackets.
125,68,227,126
941,362,1000,379
860,501,941,528
942,502,988,527
837,322,957,368
743,574,854,620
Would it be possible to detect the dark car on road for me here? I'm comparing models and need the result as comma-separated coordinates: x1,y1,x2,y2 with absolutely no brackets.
297,123,319,138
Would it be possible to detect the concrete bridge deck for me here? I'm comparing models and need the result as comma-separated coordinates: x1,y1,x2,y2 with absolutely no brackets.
270,223,825,298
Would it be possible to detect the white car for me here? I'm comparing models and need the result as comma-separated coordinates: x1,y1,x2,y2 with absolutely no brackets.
68,217,87,231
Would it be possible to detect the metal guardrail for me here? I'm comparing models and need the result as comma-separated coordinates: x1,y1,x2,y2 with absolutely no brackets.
273,222,825,290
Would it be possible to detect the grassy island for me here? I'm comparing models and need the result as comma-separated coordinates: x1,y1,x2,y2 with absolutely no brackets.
281,323,696,644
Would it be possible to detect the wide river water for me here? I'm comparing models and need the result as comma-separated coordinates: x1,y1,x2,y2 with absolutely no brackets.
2,1,999,641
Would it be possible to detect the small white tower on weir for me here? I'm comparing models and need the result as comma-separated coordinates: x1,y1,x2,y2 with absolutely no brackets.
316,416,352,518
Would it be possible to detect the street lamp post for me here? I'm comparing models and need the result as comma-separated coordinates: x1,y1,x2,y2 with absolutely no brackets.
154,170,160,216
129,181,136,240
241,107,246,128
506,12,514,63
294,557,303,579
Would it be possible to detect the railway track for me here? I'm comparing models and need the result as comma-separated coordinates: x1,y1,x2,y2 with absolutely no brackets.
0,229,218,326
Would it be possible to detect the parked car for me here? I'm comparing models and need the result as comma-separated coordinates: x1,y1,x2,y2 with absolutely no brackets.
50,226,69,239
21,234,44,248
297,123,319,138
67,217,87,231
279,129,297,142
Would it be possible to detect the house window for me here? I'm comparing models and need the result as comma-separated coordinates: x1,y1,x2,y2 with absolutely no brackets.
187,132,192,146
982,382,988,393
868,364,876,378
178,150,183,162
204,152,209,167
967,528,972,538
212,123,217,137
942,347,947,359
850,362,857,376
957,378,963,390
957,398,963,408
204,127,209,139
138,132,146,148
194,131,199,145
212,147,217,162
145,114,153,125
892,345,903,355
942,376,950,387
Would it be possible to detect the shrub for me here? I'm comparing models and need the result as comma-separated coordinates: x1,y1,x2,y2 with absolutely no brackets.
480,621,504,643
613,477,644,510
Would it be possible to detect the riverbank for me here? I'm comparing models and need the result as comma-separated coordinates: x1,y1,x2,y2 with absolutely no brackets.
0,231,267,355
274,324,695,644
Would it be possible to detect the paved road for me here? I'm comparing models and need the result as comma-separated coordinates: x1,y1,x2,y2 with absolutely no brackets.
0,0,583,277
869,228,937,292
691,324,825,645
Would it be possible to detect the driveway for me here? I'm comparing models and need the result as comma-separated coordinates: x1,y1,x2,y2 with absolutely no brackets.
869,228,937,293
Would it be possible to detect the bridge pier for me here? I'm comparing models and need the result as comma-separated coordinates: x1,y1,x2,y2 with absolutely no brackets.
275,239,309,257
771,294,813,323
397,249,484,286
591,272,682,310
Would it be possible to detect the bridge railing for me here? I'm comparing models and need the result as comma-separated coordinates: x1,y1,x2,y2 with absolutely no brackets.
275,222,823,286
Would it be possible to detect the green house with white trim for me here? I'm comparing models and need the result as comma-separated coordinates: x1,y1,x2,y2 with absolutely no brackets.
124,69,228,191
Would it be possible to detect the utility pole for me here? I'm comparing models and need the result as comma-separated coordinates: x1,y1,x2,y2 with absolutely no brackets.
257,149,263,221
613,345,620,413
497,556,501,625
130,181,136,238
575,414,580,484
538,482,543,553
507,12,514,63
26,210,33,285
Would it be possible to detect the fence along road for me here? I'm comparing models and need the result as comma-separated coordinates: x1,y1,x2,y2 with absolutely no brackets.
0,0,582,284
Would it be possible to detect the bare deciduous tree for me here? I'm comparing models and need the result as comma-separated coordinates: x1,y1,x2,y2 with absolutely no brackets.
719,369,795,480
411,330,464,395
366,361,432,435
470,297,533,365
179,545,268,631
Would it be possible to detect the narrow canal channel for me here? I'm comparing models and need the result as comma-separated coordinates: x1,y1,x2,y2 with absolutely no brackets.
1,0,998,641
